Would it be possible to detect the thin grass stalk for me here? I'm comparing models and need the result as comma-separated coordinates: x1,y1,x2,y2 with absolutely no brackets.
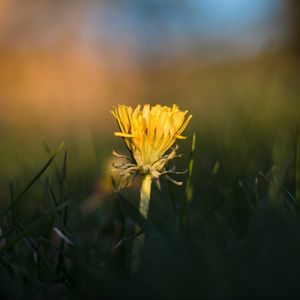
183,133,196,230
56,151,68,276
0,143,64,221
296,118,300,205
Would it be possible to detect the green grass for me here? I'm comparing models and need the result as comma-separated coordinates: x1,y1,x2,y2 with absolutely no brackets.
0,56,300,299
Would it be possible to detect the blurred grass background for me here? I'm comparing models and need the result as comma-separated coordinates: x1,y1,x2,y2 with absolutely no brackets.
0,0,300,298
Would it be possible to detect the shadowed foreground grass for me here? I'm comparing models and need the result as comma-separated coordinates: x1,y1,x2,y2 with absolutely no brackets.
0,119,299,299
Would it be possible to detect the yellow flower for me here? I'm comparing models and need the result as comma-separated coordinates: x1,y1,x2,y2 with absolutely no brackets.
111,104,192,218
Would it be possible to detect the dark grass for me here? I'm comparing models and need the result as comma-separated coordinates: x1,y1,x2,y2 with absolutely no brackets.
1,122,300,299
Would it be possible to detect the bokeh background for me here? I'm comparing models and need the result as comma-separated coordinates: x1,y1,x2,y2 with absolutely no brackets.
0,0,299,182
0,1,300,297
1,0,300,219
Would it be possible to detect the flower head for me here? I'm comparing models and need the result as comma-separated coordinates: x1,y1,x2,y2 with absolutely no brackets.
111,104,192,189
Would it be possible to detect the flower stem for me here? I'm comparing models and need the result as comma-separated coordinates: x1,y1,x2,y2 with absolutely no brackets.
139,174,152,219
131,175,152,274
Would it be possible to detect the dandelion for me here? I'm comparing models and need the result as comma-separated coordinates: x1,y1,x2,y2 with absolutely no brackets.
111,104,192,219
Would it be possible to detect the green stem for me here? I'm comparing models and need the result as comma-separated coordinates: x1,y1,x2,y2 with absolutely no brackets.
131,175,152,274
139,174,152,219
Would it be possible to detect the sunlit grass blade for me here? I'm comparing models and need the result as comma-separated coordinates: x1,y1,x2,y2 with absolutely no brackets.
183,133,196,229
53,227,74,246
0,143,64,221
41,136,65,185
185,133,196,203
41,136,52,155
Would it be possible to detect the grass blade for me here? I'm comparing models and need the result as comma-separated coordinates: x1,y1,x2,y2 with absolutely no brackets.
0,199,71,255
185,132,196,203
259,171,298,210
46,177,59,211
0,143,64,221
9,182,17,224
56,150,68,275
183,133,196,229
296,119,300,205
117,192,164,242
0,215,53,254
